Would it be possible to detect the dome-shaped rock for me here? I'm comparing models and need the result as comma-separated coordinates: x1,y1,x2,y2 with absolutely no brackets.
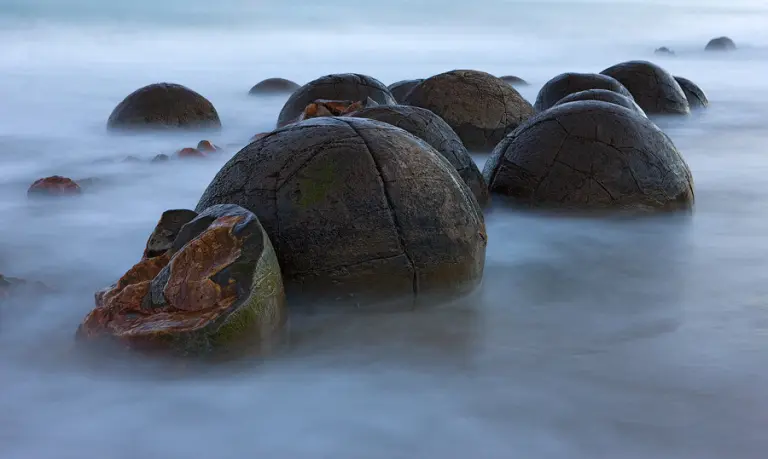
705,36,736,52
403,69,534,152
654,47,675,56
249,78,300,95
674,76,708,109
28,176,81,197
196,117,486,307
499,75,529,86
552,89,646,116
533,72,633,112
388,79,423,103
600,61,689,115
482,101,694,212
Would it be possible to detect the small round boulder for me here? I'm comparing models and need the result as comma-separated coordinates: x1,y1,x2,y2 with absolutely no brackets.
674,76,709,109
403,69,534,152
482,101,694,212
249,78,300,95
533,72,633,112
499,75,529,86
705,36,736,52
552,89,646,117
654,47,675,56
388,79,423,103
107,83,221,131
28,176,82,197
196,117,486,307
600,61,689,115
277,74,395,127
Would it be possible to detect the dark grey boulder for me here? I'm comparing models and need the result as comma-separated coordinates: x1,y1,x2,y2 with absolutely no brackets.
705,36,736,52
403,69,534,152
654,47,675,56
499,75,529,86
600,61,690,115
533,72,633,112
552,89,646,117
277,74,395,127
196,117,487,308
249,78,300,95
674,76,709,109
107,83,221,131
346,105,490,207
482,101,694,212
388,79,423,103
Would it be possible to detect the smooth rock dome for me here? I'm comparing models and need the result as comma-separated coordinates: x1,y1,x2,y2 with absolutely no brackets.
674,76,709,109
552,89,646,116
705,36,736,51
249,78,300,95
277,74,395,127
388,79,423,103
107,83,221,131
196,117,487,307
403,69,534,152
482,101,694,212
600,61,690,115
347,104,490,207
499,75,529,86
533,72,633,112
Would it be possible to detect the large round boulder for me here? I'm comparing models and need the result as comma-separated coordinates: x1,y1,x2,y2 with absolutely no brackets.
249,78,300,95
346,105,490,207
533,72,633,112
402,69,534,152
552,89,646,117
107,83,221,131
196,117,487,307
600,61,690,115
674,76,709,109
76,204,286,356
388,79,423,103
482,101,694,212
277,74,395,127
705,36,736,52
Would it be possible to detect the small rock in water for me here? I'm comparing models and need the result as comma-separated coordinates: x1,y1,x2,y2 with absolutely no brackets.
28,176,82,197
122,155,141,163
705,36,736,52
1,273,53,300
151,153,170,163
196,140,219,152
248,78,300,95
655,46,675,56
177,147,206,159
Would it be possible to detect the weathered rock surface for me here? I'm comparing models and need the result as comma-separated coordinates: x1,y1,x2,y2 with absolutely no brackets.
705,36,736,52
249,78,300,95
28,176,81,197
388,79,423,103
552,89,646,116
533,72,633,112
296,98,377,122
674,76,709,109
600,61,690,115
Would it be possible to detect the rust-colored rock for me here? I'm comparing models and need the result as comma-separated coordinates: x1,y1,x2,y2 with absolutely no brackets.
177,147,206,159
196,140,219,152
27,176,82,197
296,99,372,122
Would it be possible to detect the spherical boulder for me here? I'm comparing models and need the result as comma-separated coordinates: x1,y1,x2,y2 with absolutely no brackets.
28,176,81,197
600,61,689,115
674,76,708,109
403,69,534,152
277,74,395,127
388,79,423,103
107,83,221,131
196,117,487,307
248,78,300,95
552,89,646,117
482,101,694,212
533,72,633,112
76,204,286,356
499,75,529,86
346,105,490,207
705,36,736,52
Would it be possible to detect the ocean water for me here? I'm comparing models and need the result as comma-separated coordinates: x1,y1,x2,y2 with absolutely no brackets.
2,1,768,458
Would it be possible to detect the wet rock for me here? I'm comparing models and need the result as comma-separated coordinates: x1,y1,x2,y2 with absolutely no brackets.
277,74,395,127
152,154,170,163
654,47,675,56
600,60,689,115
482,101,694,212
552,89,647,117
533,72,633,112
76,204,286,355
248,78,300,95
403,69,534,152
196,117,487,308
674,76,709,109
0,274,52,300
345,105,490,207
142,209,199,259
107,83,221,131
28,176,82,197
499,75,529,86
705,36,736,52
177,147,206,159
388,79,423,103
296,98,376,122
196,140,219,152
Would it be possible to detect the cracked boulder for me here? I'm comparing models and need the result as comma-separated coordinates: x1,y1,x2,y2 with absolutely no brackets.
600,61,689,115
552,89,646,117
402,69,534,152
533,72,634,112
388,79,423,103
196,117,486,308
296,98,377,122
345,105,490,207
674,76,708,109
107,83,221,131
249,78,300,95
482,101,695,212
705,36,736,52
277,74,396,127
76,204,286,356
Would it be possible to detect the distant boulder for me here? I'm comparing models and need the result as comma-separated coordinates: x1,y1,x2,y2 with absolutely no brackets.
674,76,709,109
705,36,736,52
534,72,633,112
28,176,81,197
499,75,529,86
388,79,423,103
249,78,300,95
654,47,675,56
601,60,689,115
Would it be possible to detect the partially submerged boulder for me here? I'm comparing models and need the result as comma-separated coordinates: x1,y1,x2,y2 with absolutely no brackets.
499,75,529,86
177,147,206,159
482,101,694,212
196,140,219,152
107,83,221,131
0,274,52,300
403,69,534,152
248,78,300,95
654,47,675,56
296,98,377,122
196,117,486,307
705,36,736,52
28,176,81,197
388,79,423,103
674,76,709,109
277,74,395,127
600,61,689,115
345,105,490,207
533,72,633,112
552,89,646,117
76,204,286,355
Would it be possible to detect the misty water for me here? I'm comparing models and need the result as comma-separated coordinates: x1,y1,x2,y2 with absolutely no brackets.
2,1,768,458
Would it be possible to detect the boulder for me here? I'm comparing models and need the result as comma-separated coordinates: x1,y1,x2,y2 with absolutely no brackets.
196,117,487,307
403,69,534,152
552,89,646,116
482,101,694,212
196,140,219,152
28,176,81,197
107,83,221,131
277,74,395,127
142,209,199,259
600,61,690,115
499,75,529,86
388,79,423,103
152,154,170,163
1,274,52,300
533,72,633,112
296,98,377,123
345,105,490,207
76,204,286,355
177,147,206,159
248,78,300,95
674,76,709,109
705,36,736,52
654,47,675,56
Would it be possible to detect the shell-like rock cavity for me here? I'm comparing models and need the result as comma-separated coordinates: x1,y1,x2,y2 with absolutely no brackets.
403,69,534,152
346,105,490,207
277,74,395,127
28,176,82,197
600,61,689,115
107,83,221,131
76,204,286,355
388,79,423,103
249,78,300,95
552,89,646,117
533,72,633,112
296,98,377,122
674,76,709,109
705,36,736,52
482,101,694,212
196,117,486,308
